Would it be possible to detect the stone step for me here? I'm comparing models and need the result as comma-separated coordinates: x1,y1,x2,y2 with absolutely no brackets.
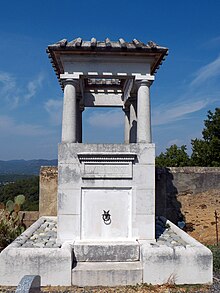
73,240,140,262
72,261,143,286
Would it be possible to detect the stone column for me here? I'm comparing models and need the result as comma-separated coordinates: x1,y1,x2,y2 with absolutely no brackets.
61,79,78,143
129,100,137,143
123,106,130,143
136,80,152,143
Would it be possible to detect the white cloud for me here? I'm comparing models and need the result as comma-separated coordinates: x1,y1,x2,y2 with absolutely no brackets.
87,109,124,128
24,74,44,101
0,115,51,137
0,72,18,108
202,36,220,49
44,99,63,125
0,71,44,108
0,72,16,92
153,98,210,126
153,53,220,127
190,55,220,87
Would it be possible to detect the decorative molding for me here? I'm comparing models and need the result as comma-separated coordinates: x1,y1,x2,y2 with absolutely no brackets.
78,152,136,163
78,153,136,179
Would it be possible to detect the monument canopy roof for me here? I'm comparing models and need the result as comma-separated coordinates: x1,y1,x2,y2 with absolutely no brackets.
47,37,168,87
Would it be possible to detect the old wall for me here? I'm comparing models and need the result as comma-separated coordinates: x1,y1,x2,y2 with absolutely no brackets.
156,167,220,244
38,166,220,244
18,211,39,228
39,166,58,217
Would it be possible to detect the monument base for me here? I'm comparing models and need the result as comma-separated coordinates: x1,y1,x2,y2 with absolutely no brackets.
57,143,156,243
0,216,212,286
72,261,142,287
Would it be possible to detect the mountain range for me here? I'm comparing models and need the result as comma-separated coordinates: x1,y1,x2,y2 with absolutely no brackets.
0,159,58,175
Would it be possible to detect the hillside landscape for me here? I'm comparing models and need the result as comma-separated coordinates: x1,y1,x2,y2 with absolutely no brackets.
0,159,57,210
0,159,58,175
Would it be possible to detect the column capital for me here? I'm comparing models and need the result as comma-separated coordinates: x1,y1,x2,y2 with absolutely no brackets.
62,78,79,87
135,79,153,88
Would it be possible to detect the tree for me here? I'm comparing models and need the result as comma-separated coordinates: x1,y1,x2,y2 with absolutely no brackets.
0,176,39,211
156,144,190,167
191,108,220,166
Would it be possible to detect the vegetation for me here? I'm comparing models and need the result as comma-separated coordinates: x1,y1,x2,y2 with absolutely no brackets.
0,176,39,211
156,144,190,167
0,195,26,248
191,108,220,166
0,174,35,186
207,245,220,272
156,108,220,167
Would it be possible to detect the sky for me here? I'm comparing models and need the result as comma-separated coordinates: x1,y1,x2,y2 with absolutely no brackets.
0,0,220,160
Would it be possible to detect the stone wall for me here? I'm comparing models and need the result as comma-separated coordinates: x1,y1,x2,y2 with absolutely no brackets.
18,211,39,228
38,166,220,244
39,166,58,217
156,167,220,244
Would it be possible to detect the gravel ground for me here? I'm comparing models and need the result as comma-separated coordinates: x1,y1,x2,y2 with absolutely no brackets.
0,280,218,293
210,273,220,293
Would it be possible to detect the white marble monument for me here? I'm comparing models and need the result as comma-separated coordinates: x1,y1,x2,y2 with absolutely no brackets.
47,38,167,243
0,38,212,287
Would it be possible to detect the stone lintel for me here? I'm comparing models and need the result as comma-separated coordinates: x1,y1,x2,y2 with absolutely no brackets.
83,92,124,107
78,153,136,179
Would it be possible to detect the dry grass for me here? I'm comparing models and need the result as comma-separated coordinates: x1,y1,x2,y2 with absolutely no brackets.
26,283,212,293
0,283,211,293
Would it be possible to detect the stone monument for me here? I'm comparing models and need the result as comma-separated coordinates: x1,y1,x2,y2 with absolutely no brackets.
0,38,212,287
47,37,167,244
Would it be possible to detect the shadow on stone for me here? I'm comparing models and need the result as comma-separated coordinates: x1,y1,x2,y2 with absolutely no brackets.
72,252,77,269
156,167,184,224
155,216,167,239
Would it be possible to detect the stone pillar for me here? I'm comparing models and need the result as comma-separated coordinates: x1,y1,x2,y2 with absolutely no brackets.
129,100,137,143
61,79,78,143
136,80,152,143
123,107,130,143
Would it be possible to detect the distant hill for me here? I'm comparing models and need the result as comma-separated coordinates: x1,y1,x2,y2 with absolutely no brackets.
0,159,58,175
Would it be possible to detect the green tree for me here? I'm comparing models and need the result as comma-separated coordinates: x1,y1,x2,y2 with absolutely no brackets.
0,176,39,211
156,144,190,167
191,108,220,166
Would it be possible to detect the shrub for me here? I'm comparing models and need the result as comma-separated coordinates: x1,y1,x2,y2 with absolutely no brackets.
207,245,220,272
0,195,26,249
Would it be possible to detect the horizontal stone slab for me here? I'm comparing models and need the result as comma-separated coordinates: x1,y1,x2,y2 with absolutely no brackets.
73,241,140,262
72,261,142,286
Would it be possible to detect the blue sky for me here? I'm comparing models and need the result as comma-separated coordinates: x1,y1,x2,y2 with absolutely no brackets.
0,0,219,160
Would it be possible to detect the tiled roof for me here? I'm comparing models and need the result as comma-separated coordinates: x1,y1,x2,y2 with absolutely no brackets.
47,37,168,52
47,37,168,88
